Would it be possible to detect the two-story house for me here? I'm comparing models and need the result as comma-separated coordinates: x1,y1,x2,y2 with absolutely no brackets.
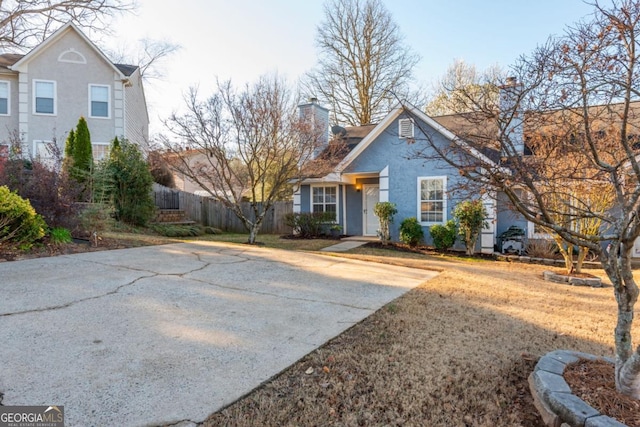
0,22,148,162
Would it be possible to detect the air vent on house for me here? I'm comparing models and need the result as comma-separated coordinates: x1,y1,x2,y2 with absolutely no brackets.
398,118,414,139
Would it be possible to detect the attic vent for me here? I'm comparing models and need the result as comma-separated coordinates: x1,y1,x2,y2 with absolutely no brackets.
58,48,86,64
398,118,414,139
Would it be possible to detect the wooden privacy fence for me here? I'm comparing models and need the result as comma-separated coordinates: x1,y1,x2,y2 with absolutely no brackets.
152,184,293,234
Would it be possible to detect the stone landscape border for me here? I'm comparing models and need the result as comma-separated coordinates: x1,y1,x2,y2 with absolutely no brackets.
529,350,625,427
542,271,603,287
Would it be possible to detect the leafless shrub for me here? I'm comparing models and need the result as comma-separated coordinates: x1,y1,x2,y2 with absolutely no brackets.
524,238,557,259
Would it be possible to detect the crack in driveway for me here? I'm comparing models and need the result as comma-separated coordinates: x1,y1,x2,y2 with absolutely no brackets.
0,273,156,317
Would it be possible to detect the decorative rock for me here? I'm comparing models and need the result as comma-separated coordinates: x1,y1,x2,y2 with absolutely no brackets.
519,256,531,263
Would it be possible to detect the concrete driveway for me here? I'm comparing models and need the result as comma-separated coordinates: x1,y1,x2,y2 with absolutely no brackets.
0,241,437,426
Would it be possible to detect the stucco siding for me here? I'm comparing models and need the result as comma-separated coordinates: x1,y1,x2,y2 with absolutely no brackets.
18,28,120,153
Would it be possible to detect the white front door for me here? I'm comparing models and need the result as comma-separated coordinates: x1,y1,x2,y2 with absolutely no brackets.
363,184,380,236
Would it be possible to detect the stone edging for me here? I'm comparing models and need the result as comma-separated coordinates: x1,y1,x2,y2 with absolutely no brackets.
542,271,603,287
529,350,625,427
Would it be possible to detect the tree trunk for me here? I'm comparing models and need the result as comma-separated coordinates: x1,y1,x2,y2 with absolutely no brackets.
576,246,588,274
553,234,573,274
603,246,640,399
248,223,260,244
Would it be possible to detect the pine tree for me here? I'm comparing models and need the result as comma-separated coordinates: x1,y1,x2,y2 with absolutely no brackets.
73,117,92,176
62,129,76,174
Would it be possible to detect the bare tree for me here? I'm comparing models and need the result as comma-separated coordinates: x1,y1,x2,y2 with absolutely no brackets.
0,0,135,50
304,0,421,126
161,75,328,244
106,38,181,81
425,59,504,117
408,0,640,398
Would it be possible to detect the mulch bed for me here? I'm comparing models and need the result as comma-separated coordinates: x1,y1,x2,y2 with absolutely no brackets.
564,359,640,426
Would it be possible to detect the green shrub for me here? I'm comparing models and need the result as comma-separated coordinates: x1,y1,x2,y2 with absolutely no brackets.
103,138,155,226
0,185,46,245
203,226,222,235
373,202,397,245
285,212,334,238
78,202,115,235
49,227,72,245
399,217,424,247
150,224,205,237
454,199,488,256
430,219,457,251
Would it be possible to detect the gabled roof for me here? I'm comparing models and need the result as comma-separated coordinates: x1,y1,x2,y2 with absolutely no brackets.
9,22,131,78
335,100,499,173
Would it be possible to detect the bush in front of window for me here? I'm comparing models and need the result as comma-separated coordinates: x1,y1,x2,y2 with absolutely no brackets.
453,199,488,256
429,219,457,251
285,212,334,238
399,217,424,247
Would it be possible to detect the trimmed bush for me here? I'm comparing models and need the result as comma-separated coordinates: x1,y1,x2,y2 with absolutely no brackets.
373,202,397,245
430,219,457,251
0,186,46,245
285,212,334,238
150,224,205,237
454,199,488,256
399,217,424,247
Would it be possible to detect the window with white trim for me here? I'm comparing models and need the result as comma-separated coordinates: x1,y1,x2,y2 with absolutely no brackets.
312,186,337,221
34,80,56,115
92,142,109,161
399,118,414,138
34,140,55,159
0,81,9,115
418,176,446,224
89,84,110,118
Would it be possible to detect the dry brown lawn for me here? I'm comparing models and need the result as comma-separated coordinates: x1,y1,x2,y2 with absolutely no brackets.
203,247,639,427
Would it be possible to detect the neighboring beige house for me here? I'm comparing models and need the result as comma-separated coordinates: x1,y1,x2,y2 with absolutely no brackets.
0,22,149,162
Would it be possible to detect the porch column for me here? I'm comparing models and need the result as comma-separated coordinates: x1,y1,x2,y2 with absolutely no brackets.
379,165,389,202
293,187,301,213
480,192,496,254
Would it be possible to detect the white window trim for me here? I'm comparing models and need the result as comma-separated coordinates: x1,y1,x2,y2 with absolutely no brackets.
33,79,57,115
0,80,10,116
399,118,414,139
33,140,55,159
310,184,339,222
91,142,110,161
417,176,447,226
88,84,111,119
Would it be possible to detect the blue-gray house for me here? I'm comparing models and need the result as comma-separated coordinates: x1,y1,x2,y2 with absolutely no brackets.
294,99,526,253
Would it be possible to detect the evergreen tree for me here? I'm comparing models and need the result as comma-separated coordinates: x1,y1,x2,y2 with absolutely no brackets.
73,117,92,176
62,129,76,175
104,138,155,226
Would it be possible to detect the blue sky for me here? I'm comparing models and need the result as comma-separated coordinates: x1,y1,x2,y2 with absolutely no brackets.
110,0,605,135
